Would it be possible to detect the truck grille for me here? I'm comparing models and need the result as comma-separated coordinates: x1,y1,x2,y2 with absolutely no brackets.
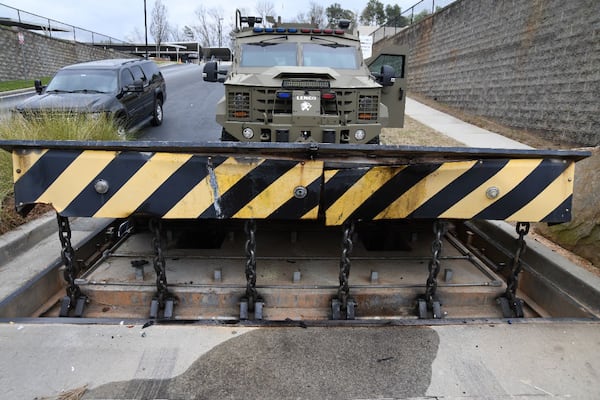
241,88,377,124
227,91,251,119
282,80,330,90
358,95,378,120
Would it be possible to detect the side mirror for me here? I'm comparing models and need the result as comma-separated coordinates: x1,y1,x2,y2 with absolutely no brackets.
373,65,396,87
34,79,44,94
203,62,218,82
127,80,144,92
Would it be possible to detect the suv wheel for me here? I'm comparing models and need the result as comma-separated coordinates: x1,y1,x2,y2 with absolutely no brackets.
151,98,163,126
116,115,128,136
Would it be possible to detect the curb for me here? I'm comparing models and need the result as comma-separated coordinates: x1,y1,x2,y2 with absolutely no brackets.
0,211,57,267
471,220,600,317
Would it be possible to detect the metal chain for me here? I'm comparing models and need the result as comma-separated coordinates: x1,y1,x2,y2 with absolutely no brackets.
425,220,445,304
505,222,530,302
244,220,258,305
337,220,355,307
150,218,169,305
57,214,81,301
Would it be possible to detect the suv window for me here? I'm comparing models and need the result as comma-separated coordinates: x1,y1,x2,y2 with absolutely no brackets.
140,62,160,82
46,69,118,93
130,65,146,82
120,68,135,88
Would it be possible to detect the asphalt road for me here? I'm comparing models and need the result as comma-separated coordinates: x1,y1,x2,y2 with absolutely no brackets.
138,63,224,142
0,63,224,142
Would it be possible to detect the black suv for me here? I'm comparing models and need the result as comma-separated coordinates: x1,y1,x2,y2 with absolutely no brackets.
14,58,167,135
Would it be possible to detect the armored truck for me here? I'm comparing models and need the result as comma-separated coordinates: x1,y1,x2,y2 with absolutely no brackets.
203,12,406,144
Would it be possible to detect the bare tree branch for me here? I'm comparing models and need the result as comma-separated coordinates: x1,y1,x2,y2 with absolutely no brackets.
150,0,171,57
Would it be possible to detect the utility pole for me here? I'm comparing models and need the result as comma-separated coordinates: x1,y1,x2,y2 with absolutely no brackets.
144,0,149,59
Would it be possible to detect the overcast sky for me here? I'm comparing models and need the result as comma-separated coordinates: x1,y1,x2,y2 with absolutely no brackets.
1,0,454,42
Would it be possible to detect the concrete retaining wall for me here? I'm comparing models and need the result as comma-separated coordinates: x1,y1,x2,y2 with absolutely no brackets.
0,25,136,82
374,0,600,146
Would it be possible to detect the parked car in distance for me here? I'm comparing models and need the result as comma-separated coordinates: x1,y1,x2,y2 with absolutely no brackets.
14,58,167,135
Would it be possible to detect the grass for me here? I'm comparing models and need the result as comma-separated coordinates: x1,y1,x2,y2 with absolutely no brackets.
0,77,51,92
0,112,123,233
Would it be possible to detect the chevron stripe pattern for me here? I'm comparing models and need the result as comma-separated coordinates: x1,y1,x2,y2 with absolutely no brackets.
12,149,575,225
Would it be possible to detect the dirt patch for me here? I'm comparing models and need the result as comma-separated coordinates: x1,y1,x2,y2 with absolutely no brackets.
0,195,53,235
408,92,579,150
382,116,465,147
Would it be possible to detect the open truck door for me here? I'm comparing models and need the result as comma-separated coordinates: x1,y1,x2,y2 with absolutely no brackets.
368,45,407,128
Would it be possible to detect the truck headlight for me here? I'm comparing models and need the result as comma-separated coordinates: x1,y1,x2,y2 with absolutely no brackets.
242,127,254,139
354,129,366,141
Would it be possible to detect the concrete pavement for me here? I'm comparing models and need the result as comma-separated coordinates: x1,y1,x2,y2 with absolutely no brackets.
0,96,599,399
0,321,598,399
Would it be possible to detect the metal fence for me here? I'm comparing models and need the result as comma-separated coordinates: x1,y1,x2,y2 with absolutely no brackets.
370,0,455,44
0,2,129,45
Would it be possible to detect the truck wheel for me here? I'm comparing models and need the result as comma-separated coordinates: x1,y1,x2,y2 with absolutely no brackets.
151,98,163,126
221,129,239,142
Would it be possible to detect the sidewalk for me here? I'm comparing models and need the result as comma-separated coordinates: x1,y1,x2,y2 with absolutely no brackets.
405,97,533,149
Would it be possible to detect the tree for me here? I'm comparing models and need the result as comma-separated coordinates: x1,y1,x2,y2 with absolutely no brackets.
182,26,195,41
296,2,326,28
384,4,407,27
193,6,227,47
413,9,431,23
150,0,171,57
360,0,385,26
325,3,355,28
256,1,275,27
125,27,145,43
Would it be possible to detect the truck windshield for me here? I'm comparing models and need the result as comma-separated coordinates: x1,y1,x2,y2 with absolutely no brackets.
46,69,118,93
241,43,298,67
302,43,358,69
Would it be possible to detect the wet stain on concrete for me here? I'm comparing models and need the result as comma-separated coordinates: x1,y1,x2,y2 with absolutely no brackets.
85,326,439,399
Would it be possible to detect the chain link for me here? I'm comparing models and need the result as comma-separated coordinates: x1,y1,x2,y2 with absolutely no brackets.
244,220,258,305
150,218,169,305
57,214,81,301
505,222,530,302
337,221,355,307
425,220,445,304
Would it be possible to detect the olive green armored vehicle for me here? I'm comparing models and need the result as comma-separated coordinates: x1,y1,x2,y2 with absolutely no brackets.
203,11,406,144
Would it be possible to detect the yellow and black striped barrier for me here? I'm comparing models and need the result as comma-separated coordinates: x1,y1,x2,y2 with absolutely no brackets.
3,141,589,225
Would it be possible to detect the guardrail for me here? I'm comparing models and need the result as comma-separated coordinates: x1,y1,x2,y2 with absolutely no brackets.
0,2,129,45
370,0,449,44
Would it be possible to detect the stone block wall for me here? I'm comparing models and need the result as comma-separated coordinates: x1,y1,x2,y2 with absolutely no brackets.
0,25,136,82
374,0,599,146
